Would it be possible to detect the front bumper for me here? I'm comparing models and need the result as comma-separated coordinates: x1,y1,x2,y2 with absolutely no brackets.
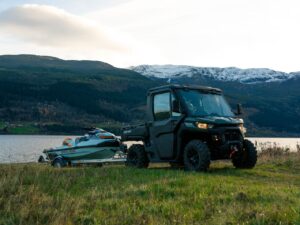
208,127,244,159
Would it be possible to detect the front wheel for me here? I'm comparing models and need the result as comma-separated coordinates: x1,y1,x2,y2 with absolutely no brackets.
126,144,149,168
232,139,257,169
183,140,211,171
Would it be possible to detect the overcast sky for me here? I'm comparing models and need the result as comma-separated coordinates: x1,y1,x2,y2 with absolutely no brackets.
0,0,299,71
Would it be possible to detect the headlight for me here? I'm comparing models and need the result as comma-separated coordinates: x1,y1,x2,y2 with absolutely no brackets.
196,122,208,129
239,124,247,133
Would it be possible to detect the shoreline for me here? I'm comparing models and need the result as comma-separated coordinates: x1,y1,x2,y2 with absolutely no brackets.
0,133,299,138
0,136,299,164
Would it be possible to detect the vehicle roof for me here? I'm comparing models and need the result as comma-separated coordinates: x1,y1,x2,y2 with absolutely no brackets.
148,84,222,94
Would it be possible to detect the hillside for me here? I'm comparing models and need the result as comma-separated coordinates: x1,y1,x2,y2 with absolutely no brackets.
0,55,299,136
0,55,161,134
131,65,300,136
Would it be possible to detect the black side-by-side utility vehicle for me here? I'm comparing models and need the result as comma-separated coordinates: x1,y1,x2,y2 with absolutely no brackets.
122,84,257,171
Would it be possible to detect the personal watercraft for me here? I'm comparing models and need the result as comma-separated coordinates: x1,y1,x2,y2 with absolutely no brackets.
42,128,126,167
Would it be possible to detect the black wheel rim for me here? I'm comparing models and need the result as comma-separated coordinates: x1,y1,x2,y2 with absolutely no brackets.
238,147,248,163
187,149,200,169
128,151,138,166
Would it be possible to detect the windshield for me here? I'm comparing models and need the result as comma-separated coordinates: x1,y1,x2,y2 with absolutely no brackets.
179,90,234,117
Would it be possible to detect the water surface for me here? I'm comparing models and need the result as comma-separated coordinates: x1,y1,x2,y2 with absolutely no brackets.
0,135,299,163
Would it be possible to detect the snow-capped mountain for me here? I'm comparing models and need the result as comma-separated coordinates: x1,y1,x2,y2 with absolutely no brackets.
131,65,300,84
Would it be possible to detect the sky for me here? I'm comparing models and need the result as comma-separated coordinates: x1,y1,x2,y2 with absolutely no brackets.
0,0,299,71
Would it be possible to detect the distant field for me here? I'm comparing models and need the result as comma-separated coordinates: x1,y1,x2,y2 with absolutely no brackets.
0,154,299,225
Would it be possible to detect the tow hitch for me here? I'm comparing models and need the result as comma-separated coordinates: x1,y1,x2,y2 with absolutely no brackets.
229,145,239,159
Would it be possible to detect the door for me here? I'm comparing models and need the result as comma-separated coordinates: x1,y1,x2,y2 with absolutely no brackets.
150,92,180,159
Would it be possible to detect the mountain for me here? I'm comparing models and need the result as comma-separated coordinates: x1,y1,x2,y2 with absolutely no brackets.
0,55,161,134
131,65,300,137
131,65,300,84
0,55,299,136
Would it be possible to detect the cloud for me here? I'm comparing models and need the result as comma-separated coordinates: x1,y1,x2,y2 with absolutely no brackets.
0,4,166,67
88,0,300,71
0,4,125,52
2,1,300,71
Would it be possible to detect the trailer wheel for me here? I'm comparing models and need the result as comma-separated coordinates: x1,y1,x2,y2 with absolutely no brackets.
232,139,257,169
126,144,149,168
38,155,45,163
183,140,210,171
52,157,67,168
96,163,103,167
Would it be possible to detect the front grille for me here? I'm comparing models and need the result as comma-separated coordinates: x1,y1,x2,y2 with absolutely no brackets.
224,130,241,141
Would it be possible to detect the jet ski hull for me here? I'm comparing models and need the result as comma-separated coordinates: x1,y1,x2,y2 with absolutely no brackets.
45,146,119,161
42,128,126,166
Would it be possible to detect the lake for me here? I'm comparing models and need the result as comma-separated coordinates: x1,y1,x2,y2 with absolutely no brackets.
0,135,299,163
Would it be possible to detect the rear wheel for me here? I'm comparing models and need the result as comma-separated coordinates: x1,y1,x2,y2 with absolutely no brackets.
232,139,257,169
126,144,149,168
183,140,211,171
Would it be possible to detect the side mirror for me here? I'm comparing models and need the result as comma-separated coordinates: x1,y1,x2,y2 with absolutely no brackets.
236,103,243,115
172,100,180,113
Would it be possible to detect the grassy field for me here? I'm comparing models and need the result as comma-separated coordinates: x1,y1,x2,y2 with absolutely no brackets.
0,154,299,225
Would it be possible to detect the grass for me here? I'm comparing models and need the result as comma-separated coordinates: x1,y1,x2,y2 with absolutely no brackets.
8,124,40,134
0,123,40,134
0,154,300,225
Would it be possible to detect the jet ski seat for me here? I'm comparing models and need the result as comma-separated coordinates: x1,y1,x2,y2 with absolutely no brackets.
63,138,73,147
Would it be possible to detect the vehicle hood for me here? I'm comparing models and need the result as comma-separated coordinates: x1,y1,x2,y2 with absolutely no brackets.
185,116,243,125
